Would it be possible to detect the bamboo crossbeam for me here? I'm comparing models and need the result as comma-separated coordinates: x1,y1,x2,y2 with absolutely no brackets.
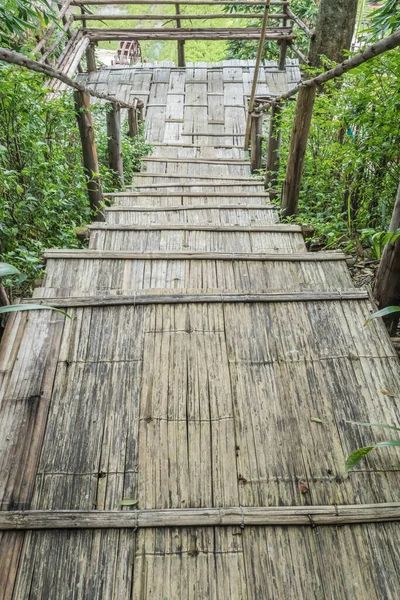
256,30,400,113
104,203,274,211
86,223,302,231
86,28,295,41
34,0,72,54
0,47,144,110
74,12,287,20
286,7,314,38
43,250,347,261
1,503,399,530
72,0,289,5
24,290,369,308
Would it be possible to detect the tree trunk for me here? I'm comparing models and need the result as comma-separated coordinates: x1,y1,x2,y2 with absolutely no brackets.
308,0,358,67
375,181,400,333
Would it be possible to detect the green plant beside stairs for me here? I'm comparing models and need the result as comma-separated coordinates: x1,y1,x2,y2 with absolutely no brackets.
0,262,69,318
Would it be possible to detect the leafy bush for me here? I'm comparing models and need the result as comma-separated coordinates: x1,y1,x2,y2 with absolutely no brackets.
272,51,400,249
0,65,151,294
0,0,54,50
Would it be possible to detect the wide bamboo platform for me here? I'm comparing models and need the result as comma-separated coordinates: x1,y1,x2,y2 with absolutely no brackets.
1,60,400,598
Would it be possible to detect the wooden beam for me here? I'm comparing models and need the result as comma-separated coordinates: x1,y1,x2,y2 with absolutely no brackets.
74,12,287,20
72,1,289,6
143,158,249,165
281,85,316,217
256,30,400,113
265,101,282,198
73,91,104,221
1,503,399,530
105,191,269,197
86,224,301,232
43,250,347,261
104,203,275,211
86,28,295,41
286,7,314,38
106,102,124,186
127,105,139,137
0,47,143,110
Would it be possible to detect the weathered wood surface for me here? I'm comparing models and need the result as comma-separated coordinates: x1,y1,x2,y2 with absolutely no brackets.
2,59,400,598
86,27,295,42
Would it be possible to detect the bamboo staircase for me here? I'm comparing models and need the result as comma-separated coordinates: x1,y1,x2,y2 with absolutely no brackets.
1,61,400,598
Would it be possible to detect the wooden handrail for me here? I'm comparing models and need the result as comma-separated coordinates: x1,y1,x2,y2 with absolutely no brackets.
243,0,272,149
72,0,289,5
256,29,400,113
0,47,143,110
73,12,287,20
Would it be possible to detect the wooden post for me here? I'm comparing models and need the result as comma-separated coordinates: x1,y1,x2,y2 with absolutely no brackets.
86,43,97,72
138,104,144,124
278,5,288,70
375,181,400,333
176,4,185,67
73,91,104,222
281,85,316,217
107,101,124,187
250,113,263,173
127,104,139,137
264,102,282,198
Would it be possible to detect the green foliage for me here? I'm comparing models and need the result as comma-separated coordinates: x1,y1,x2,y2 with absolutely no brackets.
0,262,69,317
364,0,400,41
0,0,54,50
225,0,318,61
360,228,400,259
0,65,150,293
272,51,400,249
365,305,400,324
345,421,400,471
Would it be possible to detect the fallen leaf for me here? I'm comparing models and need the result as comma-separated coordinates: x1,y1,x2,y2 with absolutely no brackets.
381,387,395,397
299,482,309,494
121,498,138,506
310,417,323,424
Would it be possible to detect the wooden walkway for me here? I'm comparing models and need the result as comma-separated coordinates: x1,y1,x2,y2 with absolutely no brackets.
1,60,400,599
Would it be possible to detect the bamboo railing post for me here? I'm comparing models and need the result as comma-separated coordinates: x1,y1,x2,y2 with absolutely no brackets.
128,100,139,137
244,0,271,149
281,84,316,216
107,101,124,186
176,4,185,67
278,3,288,70
86,43,97,72
250,113,263,173
264,101,282,197
375,181,400,333
73,90,104,222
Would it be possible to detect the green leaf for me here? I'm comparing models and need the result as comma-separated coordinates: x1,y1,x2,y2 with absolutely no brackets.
365,306,400,324
310,417,323,424
0,262,20,278
0,304,70,318
120,498,138,506
346,440,400,472
345,420,400,432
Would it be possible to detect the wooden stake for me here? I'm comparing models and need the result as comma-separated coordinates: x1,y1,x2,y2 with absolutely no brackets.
265,102,282,197
375,181,400,333
73,91,104,221
250,113,263,173
86,42,97,71
175,4,185,67
107,102,124,187
127,105,138,137
281,85,316,216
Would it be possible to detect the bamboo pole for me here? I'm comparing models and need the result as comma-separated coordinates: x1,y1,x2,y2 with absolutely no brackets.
72,0,289,5
1,503,400,530
278,1,288,70
250,113,263,173
264,101,282,197
286,6,314,38
0,47,143,110
74,12,286,20
86,42,97,71
175,4,185,67
256,30,400,113
281,85,316,216
243,0,272,149
73,91,104,221
107,102,124,187
127,101,139,137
